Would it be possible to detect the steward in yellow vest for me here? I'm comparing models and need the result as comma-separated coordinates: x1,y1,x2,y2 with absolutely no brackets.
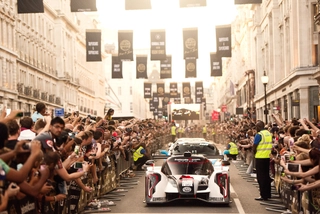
253,121,272,201
171,123,176,142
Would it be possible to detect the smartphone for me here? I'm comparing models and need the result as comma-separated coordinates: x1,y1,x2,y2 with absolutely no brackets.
6,108,11,116
16,112,23,117
74,162,82,169
284,154,290,162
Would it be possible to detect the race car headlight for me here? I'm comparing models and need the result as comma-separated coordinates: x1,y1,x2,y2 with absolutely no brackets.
168,177,177,188
147,173,161,198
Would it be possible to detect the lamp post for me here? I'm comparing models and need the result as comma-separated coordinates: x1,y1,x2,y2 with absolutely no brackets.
261,71,269,124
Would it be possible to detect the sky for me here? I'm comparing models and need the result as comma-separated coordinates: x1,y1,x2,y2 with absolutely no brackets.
96,0,238,85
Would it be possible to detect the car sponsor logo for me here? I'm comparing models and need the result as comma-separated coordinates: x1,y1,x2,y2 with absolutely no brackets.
182,187,192,192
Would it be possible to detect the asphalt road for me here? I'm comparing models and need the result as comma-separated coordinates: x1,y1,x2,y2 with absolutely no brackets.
86,142,285,214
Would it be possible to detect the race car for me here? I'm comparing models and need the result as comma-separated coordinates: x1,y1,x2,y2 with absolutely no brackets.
144,151,231,205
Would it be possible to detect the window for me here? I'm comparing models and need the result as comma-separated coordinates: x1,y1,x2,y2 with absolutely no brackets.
130,86,132,95
130,102,133,113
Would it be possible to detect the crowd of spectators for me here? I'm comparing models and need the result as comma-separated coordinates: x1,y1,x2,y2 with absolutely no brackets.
0,102,171,213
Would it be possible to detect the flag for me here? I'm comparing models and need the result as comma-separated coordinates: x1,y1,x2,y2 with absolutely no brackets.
160,56,172,79
86,30,101,62
136,55,148,79
150,30,166,60
144,83,152,99
183,28,198,59
185,58,197,78
118,31,133,61
216,25,232,57
210,52,222,76
111,55,123,78
157,83,165,98
182,82,191,98
70,0,97,12
17,0,44,13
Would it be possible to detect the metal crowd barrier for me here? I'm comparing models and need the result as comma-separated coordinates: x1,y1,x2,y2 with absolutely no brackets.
273,163,320,213
2,135,170,214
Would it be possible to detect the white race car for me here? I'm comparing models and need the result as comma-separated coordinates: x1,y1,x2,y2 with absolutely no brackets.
144,151,231,205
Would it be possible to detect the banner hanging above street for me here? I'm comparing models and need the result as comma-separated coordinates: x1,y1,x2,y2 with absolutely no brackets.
152,93,159,107
170,83,179,98
180,0,206,8
18,0,44,13
111,55,123,78
234,0,262,4
136,55,148,79
174,94,181,104
86,30,101,62
144,83,152,99
70,0,97,12
150,30,166,60
163,93,170,107
160,56,172,79
185,58,197,78
216,25,232,57
157,83,165,98
118,31,133,61
183,28,198,59
182,82,191,98
195,81,203,104
125,0,151,10
210,53,222,77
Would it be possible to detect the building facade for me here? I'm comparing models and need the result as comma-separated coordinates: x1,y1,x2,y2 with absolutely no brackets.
0,0,106,117
215,0,320,123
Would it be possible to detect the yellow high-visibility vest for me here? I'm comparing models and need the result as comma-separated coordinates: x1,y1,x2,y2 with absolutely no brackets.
133,146,144,161
229,142,238,155
255,130,273,159
202,126,207,134
171,126,176,135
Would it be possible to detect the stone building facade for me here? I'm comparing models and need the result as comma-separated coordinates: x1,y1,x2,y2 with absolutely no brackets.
216,0,320,122
0,0,106,117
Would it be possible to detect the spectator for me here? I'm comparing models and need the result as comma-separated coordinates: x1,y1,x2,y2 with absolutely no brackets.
18,116,36,141
31,102,47,122
253,120,273,201
132,142,149,170
104,108,114,121
170,122,176,142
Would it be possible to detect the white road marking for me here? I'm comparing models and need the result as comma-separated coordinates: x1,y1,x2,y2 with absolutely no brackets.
230,183,245,214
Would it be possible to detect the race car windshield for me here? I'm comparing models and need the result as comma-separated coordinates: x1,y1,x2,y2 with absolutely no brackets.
172,143,219,156
162,157,213,175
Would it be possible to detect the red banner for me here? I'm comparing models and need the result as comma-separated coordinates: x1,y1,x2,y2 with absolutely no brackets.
212,111,220,121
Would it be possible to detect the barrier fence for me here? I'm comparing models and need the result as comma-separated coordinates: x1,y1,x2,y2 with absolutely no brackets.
274,164,320,214
2,135,171,214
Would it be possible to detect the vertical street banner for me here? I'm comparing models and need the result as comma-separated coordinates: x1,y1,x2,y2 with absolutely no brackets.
163,93,170,107
183,28,198,59
86,30,101,61
70,0,97,12
160,56,172,79
182,82,191,98
157,108,163,118
202,97,206,111
210,52,222,76
185,58,197,78
118,31,133,61
149,100,155,111
212,111,220,121
150,30,166,60
136,55,148,79
195,81,203,103
234,0,262,4
216,25,232,57
185,97,193,104
111,55,123,79
180,0,206,8
18,0,44,13
152,93,159,107
144,83,152,99
169,82,179,98
153,107,158,116
174,94,181,104
125,0,151,10
157,83,165,98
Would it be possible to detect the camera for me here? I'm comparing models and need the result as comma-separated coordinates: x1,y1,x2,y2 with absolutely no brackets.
90,154,96,157
87,115,97,121
74,162,83,169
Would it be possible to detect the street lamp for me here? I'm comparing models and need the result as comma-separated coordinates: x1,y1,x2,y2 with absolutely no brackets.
261,71,269,124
